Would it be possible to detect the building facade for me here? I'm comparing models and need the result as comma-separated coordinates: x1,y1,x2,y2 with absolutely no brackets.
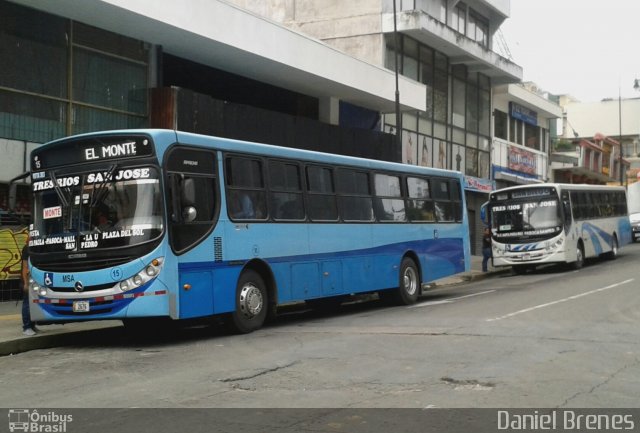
556,96,640,183
492,82,562,188
1,0,531,257
229,0,525,252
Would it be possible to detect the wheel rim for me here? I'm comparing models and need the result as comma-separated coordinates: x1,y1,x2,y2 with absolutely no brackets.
403,266,418,296
612,239,618,256
239,283,263,319
577,247,583,265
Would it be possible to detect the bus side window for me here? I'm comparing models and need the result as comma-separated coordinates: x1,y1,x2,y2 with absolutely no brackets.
165,147,218,254
561,191,571,231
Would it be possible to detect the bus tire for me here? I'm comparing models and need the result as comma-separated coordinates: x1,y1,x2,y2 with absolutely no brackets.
605,235,619,260
229,269,268,334
571,243,585,270
512,265,530,275
395,257,420,305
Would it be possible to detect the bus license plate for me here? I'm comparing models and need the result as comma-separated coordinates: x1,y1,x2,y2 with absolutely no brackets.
73,301,90,313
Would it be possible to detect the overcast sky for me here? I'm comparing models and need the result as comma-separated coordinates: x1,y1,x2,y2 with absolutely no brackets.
499,0,640,102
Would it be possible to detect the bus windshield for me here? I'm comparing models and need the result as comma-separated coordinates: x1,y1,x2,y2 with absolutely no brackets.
491,197,562,241
30,165,163,253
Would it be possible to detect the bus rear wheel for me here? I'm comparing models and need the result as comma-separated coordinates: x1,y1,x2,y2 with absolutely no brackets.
384,257,420,305
229,269,268,334
605,235,618,260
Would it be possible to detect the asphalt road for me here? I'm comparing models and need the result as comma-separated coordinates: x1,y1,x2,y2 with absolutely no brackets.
3,244,640,409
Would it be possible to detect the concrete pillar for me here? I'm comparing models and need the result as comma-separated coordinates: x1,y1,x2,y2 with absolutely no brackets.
319,96,340,126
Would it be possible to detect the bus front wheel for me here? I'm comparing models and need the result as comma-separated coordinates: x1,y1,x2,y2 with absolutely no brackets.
229,270,268,334
571,244,585,270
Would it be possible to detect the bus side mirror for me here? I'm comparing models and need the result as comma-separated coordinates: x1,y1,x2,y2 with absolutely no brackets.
8,172,30,212
480,201,488,225
182,206,197,222
181,178,196,206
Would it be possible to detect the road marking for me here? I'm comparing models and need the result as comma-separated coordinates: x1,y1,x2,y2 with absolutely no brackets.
486,279,634,322
0,314,21,321
411,290,495,308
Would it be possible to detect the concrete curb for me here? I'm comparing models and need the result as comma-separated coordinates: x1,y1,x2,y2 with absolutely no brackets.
0,323,122,357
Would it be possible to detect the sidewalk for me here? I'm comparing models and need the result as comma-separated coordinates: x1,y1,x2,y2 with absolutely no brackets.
0,255,507,356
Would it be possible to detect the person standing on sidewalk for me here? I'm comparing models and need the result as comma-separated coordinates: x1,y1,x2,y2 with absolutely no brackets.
482,227,492,273
21,237,37,336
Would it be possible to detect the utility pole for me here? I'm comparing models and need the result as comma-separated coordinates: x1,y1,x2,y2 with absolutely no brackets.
619,89,623,186
392,0,402,152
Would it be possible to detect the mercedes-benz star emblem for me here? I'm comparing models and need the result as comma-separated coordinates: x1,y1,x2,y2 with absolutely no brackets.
74,281,84,292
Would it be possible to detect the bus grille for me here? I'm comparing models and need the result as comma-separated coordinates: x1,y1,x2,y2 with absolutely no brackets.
33,256,133,272
49,283,115,293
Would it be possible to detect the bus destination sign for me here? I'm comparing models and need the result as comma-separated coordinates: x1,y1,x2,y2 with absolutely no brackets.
32,135,155,170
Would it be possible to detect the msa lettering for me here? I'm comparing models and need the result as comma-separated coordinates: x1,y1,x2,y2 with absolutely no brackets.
62,275,75,283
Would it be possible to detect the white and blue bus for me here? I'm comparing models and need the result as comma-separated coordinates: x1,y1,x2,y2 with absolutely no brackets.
486,183,631,274
18,129,470,333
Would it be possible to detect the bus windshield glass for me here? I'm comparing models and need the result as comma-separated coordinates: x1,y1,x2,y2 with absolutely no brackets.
491,197,562,241
30,166,163,253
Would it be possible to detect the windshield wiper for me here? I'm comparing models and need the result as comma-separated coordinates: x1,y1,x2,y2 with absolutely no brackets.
90,164,118,208
49,171,71,208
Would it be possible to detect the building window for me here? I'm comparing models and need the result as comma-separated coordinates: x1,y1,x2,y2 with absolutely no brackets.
468,11,489,47
525,123,539,150
451,3,466,34
494,110,508,140
0,2,148,143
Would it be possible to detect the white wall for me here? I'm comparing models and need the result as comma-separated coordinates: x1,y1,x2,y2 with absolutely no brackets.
0,139,38,183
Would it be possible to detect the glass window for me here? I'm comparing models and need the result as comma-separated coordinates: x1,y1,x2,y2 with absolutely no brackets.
337,169,370,195
269,161,304,221
465,148,478,177
0,2,149,140
0,90,66,143
432,179,450,200
432,179,461,222
307,165,337,221
374,174,402,197
495,110,507,140
525,123,539,150
73,106,147,136
374,174,405,222
434,70,448,123
510,118,522,145
226,157,267,220
402,37,419,80
407,177,434,222
307,166,334,193
226,157,264,188
227,190,267,220
336,168,373,222
0,2,68,98
73,49,147,114
452,78,466,129
270,161,301,191
466,84,479,133
407,177,430,199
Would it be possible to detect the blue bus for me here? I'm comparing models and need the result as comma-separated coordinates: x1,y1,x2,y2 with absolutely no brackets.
18,130,470,333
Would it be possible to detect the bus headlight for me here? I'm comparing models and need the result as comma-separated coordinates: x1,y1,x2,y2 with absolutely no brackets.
29,278,39,293
119,257,164,292
29,278,47,297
